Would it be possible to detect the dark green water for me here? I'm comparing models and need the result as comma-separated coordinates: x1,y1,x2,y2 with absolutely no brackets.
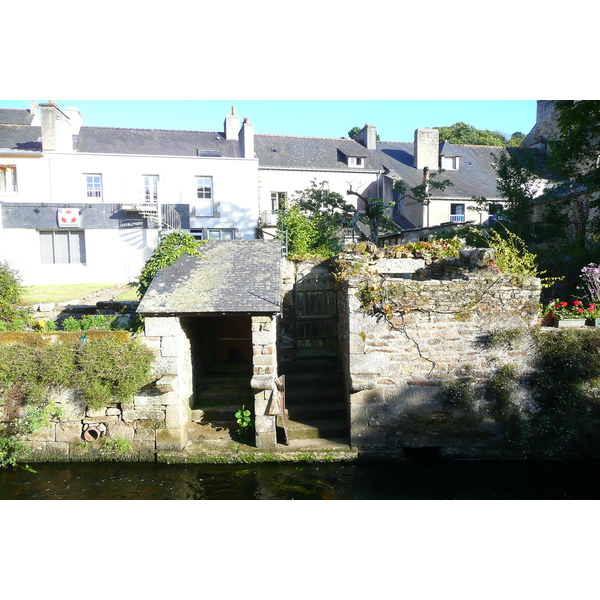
1,459,599,499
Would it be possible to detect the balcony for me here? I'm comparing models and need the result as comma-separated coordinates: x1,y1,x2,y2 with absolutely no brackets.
260,210,279,227
450,214,465,223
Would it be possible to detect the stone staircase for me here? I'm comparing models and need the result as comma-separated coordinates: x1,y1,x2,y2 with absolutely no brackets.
279,357,348,444
189,363,253,441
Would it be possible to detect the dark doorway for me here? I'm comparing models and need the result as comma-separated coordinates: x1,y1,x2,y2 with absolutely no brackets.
182,315,253,410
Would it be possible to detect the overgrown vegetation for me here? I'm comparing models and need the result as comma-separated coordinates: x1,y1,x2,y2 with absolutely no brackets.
137,231,204,298
0,334,155,468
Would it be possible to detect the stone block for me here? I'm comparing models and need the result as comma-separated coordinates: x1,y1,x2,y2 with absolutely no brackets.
134,428,157,442
144,316,180,337
161,336,178,357
26,424,56,442
152,356,178,376
106,408,121,416
56,423,83,443
86,407,107,418
156,428,186,451
155,375,177,393
106,422,135,441
122,408,165,422
252,330,275,345
254,415,276,450
165,405,185,428
23,441,70,461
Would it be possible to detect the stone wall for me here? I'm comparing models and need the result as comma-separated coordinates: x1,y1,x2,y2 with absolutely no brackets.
339,253,542,457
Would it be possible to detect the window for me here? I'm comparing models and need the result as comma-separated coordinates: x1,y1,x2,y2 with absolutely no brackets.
450,204,465,223
39,230,86,264
195,176,214,216
270,192,287,211
348,156,364,168
85,174,102,200
0,165,18,194
143,175,159,202
441,156,459,170
190,228,236,240
208,229,235,240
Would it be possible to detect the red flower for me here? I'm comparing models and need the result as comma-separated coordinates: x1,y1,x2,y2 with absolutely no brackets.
573,300,583,306
575,308,584,313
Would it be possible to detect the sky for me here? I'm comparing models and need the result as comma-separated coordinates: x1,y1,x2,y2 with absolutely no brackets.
1,99,538,143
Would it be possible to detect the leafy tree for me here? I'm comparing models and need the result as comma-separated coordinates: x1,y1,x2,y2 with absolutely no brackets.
507,131,526,147
393,168,453,206
348,126,380,141
433,122,508,146
278,180,399,255
0,261,31,328
137,231,203,298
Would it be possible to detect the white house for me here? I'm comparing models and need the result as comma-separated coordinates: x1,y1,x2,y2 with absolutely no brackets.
0,103,259,285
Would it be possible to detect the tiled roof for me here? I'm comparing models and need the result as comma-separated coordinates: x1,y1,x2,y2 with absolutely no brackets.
137,239,281,315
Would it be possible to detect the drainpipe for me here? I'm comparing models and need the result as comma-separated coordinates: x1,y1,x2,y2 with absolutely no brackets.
423,167,430,227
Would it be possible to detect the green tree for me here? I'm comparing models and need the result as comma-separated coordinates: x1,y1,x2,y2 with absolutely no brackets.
434,122,508,146
137,231,203,298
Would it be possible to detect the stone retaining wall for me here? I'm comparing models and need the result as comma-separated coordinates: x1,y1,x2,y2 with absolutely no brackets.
339,254,543,457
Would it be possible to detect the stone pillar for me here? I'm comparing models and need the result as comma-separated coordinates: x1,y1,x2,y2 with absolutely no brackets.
251,315,277,449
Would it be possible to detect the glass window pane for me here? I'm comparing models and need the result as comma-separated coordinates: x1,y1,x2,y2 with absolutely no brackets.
221,230,234,239
40,232,54,264
70,231,86,264
53,231,70,263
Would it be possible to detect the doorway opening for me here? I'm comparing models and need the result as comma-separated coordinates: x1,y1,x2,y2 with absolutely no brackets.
182,315,253,410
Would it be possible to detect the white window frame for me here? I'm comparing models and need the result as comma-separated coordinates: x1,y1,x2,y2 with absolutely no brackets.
85,174,103,200
0,165,18,194
441,156,459,170
207,229,235,240
450,203,466,223
348,156,364,168
195,176,214,216
270,191,287,211
143,175,159,202
39,230,86,264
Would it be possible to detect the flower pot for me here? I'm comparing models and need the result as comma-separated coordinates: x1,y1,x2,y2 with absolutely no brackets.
554,318,587,328
586,317,600,327
539,317,555,327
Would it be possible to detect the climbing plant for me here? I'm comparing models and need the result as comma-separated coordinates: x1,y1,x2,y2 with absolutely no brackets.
137,231,204,298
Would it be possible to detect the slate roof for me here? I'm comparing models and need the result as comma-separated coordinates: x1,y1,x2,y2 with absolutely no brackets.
0,108,36,125
0,124,42,152
137,239,281,315
254,135,382,172
74,127,240,157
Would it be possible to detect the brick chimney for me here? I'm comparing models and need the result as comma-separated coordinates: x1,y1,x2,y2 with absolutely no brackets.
224,106,239,141
357,124,377,150
414,128,440,170
39,102,77,152
239,117,254,158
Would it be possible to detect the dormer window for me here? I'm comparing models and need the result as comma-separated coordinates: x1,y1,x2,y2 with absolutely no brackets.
439,141,461,170
441,155,460,170
348,156,364,168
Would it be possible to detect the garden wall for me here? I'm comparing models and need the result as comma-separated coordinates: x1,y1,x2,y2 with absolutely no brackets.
338,251,543,457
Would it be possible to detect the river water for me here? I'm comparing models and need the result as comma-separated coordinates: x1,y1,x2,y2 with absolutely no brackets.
2,458,599,500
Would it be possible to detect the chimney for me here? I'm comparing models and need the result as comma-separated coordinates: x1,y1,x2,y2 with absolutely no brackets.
39,102,76,152
239,117,254,158
357,123,377,150
224,106,239,141
414,128,440,170
65,107,82,136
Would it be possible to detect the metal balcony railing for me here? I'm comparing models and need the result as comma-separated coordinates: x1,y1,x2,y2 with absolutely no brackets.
450,214,465,223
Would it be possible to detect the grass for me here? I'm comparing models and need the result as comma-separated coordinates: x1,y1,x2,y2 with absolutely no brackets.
21,283,121,304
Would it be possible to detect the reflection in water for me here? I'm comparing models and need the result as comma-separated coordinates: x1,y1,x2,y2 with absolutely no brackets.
2,459,600,500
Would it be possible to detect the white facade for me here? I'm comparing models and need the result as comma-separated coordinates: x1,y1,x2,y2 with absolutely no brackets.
0,104,260,285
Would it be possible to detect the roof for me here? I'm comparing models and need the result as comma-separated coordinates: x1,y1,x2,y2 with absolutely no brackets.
74,127,241,157
0,108,36,125
137,239,281,315
0,124,42,153
254,135,381,171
